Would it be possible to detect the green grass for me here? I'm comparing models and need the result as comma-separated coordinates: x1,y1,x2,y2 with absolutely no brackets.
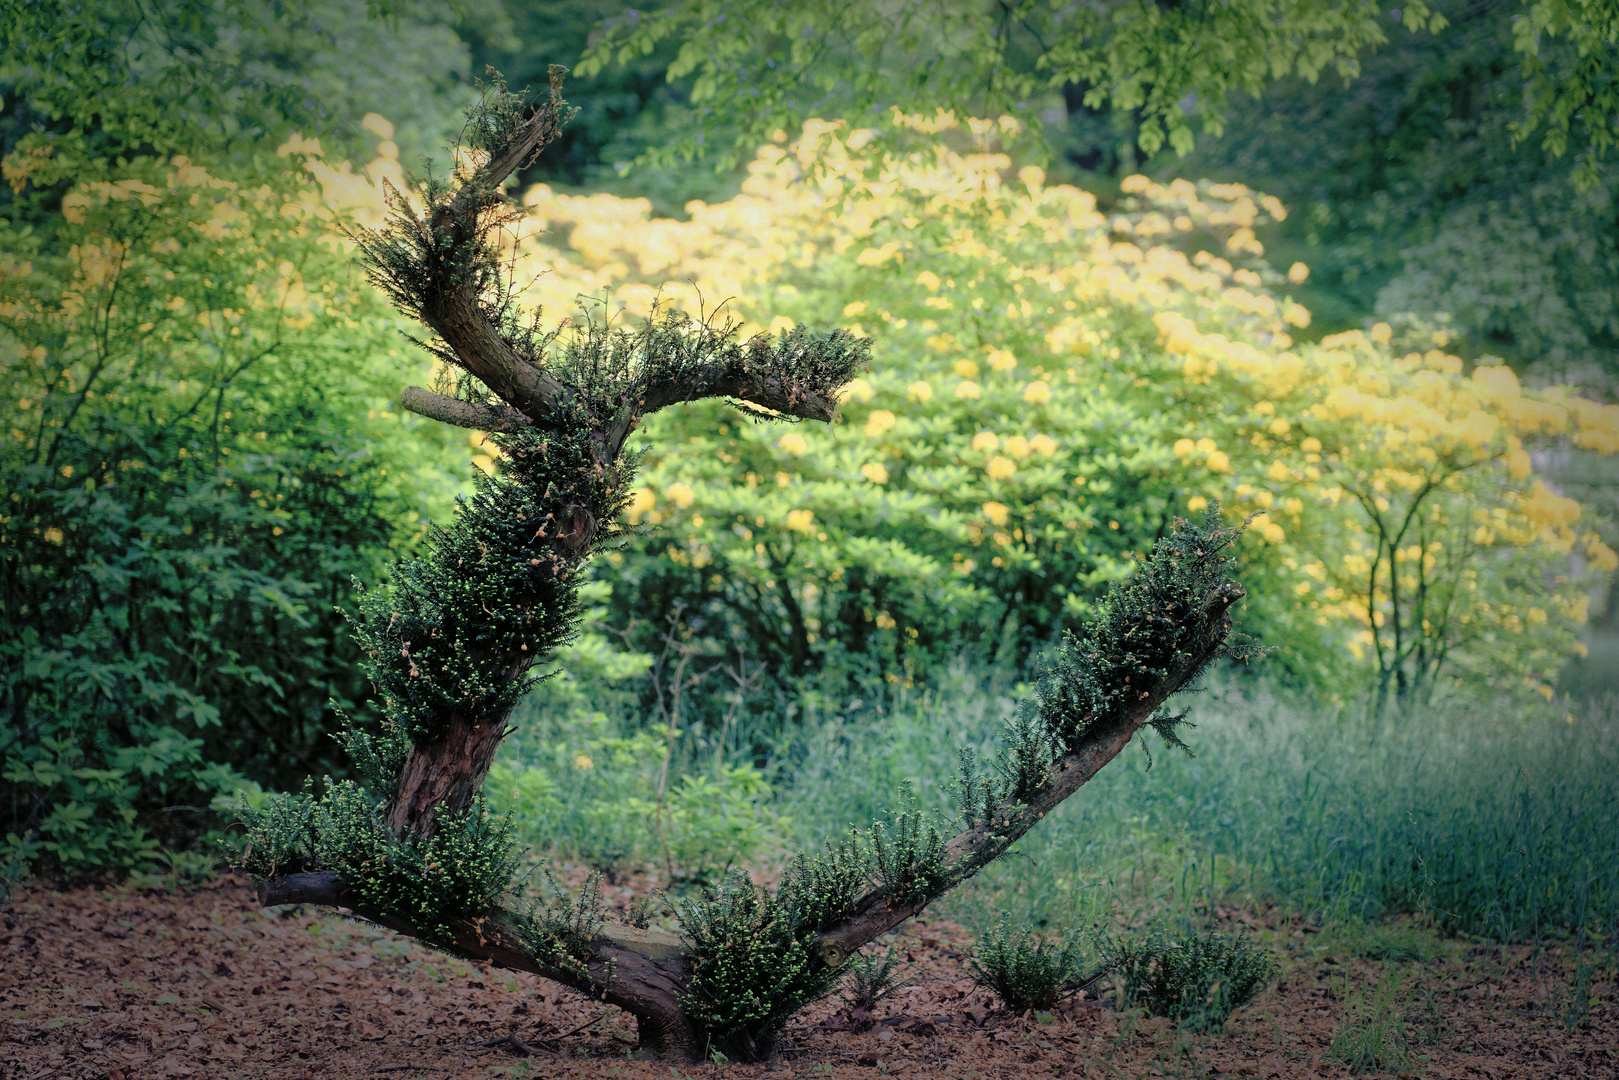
1325,967,1416,1075
772,677,1619,946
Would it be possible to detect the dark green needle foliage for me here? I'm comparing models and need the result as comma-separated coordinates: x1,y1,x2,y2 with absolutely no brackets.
1102,928,1278,1032
842,946,912,1010
775,831,872,934
237,778,518,942
516,866,613,988
1034,507,1246,753
968,918,1090,1014
869,783,949,909
955,507,1252,830
348,416,631,746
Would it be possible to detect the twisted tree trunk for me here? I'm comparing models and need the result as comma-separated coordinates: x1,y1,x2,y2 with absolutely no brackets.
248,69,1250,1061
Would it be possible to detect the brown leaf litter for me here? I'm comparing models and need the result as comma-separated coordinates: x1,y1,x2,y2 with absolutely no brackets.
2,876,1613,1079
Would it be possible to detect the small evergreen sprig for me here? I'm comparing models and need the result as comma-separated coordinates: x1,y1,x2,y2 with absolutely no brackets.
952,507,1252,831
235,782,519,942
870,782,949,908
842,946,913,1009
1035,505,1251,753
515,866,613,989
777,830,872,933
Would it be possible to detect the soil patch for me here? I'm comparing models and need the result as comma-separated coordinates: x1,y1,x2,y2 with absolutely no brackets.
2,877,1613,1079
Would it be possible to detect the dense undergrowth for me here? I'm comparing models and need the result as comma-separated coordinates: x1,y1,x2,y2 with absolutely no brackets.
488,669,1619,950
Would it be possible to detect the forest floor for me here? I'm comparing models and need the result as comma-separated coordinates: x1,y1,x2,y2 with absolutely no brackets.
2,875,1614,1080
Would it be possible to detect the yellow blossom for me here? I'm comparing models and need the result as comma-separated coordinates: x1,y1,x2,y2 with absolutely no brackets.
1187,496,1208,512
987,348,1017,372
841,377,876,403
1022,380,1051,405
955,380,981,399
778,432,808,455
907,380,934,402
982,501,1009,526
43,527,65,545
666,482,695,508
573,754,593,771
1288,262,1309,284
864,409,896,436
1207,451,1232,472
972,431,999,452
860,462,890,484
953,359,980,378
987,456,1016,481
843,301,867,317
1004,436,1031,459
1029,434,1057,457
786,509,815,533
1173,438,1196,457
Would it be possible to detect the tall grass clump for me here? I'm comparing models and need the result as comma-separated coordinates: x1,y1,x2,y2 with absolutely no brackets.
775,678,1619,945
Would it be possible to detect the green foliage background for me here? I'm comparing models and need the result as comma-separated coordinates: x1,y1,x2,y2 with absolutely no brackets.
0,0,470,878
1,0,1614,893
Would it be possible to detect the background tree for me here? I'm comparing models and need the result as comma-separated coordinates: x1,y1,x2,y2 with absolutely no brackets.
239,75,1251,1060
0,0,475,877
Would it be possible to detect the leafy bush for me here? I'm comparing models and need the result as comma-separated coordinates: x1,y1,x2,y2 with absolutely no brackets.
1102,928,1278,1031
0,129,463,878
501,114,1617,706
967,918,1090,1014
676,869,849,1061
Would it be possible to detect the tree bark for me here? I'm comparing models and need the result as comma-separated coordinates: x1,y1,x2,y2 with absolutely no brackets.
384,710,516,839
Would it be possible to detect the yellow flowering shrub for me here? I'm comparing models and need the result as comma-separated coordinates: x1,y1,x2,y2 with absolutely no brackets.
500,114,1615,697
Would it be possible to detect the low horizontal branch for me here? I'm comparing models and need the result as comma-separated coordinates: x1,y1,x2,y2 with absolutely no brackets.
255,870,695,1050
400,387,535,432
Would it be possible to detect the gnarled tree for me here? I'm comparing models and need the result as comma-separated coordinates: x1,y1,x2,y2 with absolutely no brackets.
240,71,1254,1062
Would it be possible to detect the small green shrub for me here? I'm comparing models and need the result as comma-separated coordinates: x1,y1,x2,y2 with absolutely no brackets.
842,946,913,1009
234,780,519,942
1103,928,1277,1031
676,869,849,1061
967,918,1090,1014
1325,968,1414,1074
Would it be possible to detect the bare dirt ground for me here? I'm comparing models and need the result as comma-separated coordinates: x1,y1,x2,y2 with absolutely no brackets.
2,876,1614,1080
